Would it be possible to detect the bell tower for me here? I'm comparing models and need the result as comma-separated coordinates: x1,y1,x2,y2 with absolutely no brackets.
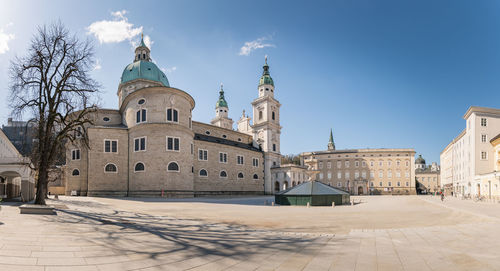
211,84,233,130
251,56,282,194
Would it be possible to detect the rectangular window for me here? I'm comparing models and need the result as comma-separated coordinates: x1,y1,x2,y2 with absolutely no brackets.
388,181,392,186
253,158,259,167
396,171,401,178
166,137,180,151
481,134,487,143
273,144,276,152
337,161,341,168
370,182,374,187
362,161,366,167
319,162,323,169
345,161,350,168
198,149,208,161
337,172,341,179
370,161,374,166
134,137,146,152
370,171,374,179
237,155,244,165
388,170,392,178
406,182,409,186
481,151,487,160
379,170,383,178
328,172,332,179
71,149,80,160
319,173,323,180
136,109,147,123
481,118,487,127
104,140,118,153
379,182,383,186
355,171,359,178
362,171,366,178
219,152,227,163
355,161,359,167
327,162,331,169
345,172,350,179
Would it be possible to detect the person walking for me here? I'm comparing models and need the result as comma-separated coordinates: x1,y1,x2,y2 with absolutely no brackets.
441,192,445,202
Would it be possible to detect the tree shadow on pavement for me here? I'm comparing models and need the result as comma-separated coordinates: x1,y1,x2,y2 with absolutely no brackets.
41,206,316,262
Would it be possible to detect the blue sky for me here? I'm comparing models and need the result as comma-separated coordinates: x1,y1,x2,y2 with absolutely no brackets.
1,0,500,163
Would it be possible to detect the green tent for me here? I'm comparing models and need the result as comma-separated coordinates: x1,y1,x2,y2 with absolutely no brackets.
275,181,350,206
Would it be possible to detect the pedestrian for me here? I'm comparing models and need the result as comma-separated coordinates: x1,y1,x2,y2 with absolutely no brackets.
441,192,445,202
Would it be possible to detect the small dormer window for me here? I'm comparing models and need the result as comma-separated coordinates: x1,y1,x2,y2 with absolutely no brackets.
103,117,110,122
138,99,146,105
266,88,269,91
205,131,211,135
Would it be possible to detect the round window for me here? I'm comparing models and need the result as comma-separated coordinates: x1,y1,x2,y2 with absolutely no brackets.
222,135,227,139
205,131,211,135
103,117,110,122
138,99,146,105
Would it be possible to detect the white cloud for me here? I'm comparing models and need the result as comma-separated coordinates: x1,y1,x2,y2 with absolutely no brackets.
161,66,177,73
0,23,15,54
239,36,275,56
87,10,143,44
93,59,102,71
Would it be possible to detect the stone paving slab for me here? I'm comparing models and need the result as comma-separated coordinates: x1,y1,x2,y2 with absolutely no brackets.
1,196,500,270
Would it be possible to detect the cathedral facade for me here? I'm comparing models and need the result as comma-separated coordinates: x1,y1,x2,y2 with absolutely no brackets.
65,37,281,197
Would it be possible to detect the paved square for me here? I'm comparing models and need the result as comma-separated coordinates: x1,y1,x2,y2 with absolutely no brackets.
1,195,500,270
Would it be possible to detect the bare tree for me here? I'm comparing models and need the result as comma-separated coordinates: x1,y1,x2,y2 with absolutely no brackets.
9,22,99,205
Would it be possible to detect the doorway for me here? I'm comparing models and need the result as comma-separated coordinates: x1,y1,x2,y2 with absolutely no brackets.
358,186,363,195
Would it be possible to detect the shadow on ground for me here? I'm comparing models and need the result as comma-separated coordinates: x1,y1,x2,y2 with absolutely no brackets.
42,204,315,261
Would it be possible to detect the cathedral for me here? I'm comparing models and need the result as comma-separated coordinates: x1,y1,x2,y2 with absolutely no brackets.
65,36,282,197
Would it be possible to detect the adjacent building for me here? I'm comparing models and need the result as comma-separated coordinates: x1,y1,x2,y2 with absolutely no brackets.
299,131,416,195
440,106,500,198
415,155,441,194
0,128,35,201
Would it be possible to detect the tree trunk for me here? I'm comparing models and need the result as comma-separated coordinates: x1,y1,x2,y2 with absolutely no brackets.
34,162,48,205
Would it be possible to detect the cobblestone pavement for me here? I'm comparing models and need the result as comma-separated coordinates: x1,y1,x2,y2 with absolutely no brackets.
1,196,500,270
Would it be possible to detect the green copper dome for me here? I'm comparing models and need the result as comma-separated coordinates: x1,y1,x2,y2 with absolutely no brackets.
259,57,274,86
215,84,228,108
416,155,426,164
121,60,170,87
120,35,170,87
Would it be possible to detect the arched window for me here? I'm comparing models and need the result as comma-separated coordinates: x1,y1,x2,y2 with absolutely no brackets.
220,170,227,178
72,169,80,176
105,163,117,173
167,162,179,172
259,111,263,120
275,181,280,192
199,169,208,177
167,108,179,122
253,174,258,180
135,162,145,172
238,172,244,179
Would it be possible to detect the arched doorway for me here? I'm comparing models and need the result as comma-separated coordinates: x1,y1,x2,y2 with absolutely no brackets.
283,181,288,190
0,171,22,199
358,186,363,195
292,181,296,187
274,181,280,193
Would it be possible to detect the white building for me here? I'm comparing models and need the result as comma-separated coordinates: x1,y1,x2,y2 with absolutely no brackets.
440,106,500,197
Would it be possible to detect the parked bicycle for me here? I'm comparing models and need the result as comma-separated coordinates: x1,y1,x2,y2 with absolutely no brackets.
473,195,486,202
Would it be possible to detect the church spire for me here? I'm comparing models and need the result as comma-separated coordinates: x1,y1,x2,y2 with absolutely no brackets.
215,83,228,108
259,55,274,87
327,129,335,150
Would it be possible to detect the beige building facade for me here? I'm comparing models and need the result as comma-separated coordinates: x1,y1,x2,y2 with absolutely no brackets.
65,37,280,197
415,155,441,194
440,106,500,198
300,140,416,195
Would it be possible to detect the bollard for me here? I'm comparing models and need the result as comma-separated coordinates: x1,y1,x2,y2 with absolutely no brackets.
332,202,335,208
307,202,310,208
351,201,354,206
272,201,275,206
